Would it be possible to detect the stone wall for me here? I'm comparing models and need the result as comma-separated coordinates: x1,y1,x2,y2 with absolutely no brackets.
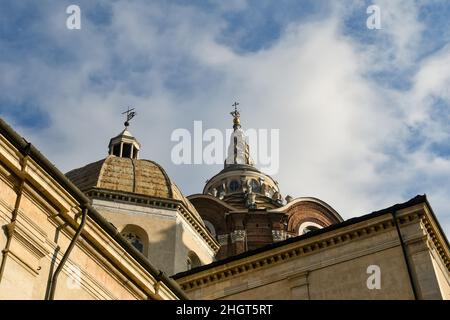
93,198,215,276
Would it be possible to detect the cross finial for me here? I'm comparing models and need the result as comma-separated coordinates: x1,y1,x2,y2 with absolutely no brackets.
230,102,241,129
122,107,136,127
231,102,240,116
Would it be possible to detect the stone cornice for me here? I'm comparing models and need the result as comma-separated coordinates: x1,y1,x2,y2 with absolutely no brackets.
419,204,450,273
85,188,220,253
175,207,432,292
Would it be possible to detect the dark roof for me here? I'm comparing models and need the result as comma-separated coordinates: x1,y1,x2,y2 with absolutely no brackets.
0,117,188,300
173,194,446,279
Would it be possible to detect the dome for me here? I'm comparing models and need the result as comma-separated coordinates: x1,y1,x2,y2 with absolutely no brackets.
202,106,283,209
66,155,203,222
203,164,282,210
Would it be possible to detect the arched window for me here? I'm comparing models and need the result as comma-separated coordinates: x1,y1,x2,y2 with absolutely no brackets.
298,222,323,235
229,180,240,192
120,224,149,256
249,179,261,193
204,220,216,237
122,232,144,252
187,251,201,270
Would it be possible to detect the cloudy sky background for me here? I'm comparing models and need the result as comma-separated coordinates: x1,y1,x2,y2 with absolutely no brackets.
1,0,449,235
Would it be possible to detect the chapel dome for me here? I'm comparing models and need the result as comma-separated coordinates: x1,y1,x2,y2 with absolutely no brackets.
65,109,204,225
66,155,203,223
66,155,174,199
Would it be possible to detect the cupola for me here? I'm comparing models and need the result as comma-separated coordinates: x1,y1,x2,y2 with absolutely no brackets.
108,108,140,159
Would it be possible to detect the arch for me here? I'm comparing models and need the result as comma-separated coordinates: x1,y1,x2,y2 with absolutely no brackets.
120,224,149,257
270,197,343,223
187,251,202,270
270,197,343,234
188,194,236,235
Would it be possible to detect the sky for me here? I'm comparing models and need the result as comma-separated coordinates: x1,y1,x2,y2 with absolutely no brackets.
0,0,449,235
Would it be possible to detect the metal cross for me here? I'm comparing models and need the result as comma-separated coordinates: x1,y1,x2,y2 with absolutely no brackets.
122,107,136,127
231,102,240,118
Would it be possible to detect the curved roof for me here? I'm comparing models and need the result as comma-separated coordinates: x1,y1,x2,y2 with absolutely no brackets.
188,194,239,212
66,155,203,223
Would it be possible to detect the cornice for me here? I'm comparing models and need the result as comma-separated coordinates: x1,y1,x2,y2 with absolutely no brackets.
419,205,450,273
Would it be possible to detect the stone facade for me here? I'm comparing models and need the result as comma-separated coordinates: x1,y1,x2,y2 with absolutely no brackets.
91,197,216,275
174,197,450,300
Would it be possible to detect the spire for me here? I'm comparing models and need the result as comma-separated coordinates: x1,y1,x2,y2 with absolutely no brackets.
108,107,141,159
225,102,254,167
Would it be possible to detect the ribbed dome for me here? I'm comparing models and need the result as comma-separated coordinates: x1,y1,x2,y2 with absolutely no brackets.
66,155,203,223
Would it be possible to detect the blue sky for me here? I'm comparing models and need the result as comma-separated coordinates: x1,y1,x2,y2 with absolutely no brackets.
1,0,450,235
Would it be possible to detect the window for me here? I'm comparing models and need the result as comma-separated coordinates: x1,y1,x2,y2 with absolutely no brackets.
249,179,261,193
187,251,201,271
204,220,216,237
229,180,240,192
298,222,323,235
112,144,120,157
121,232,144,252
122,143,132,158
303,226,319,234
120,224,149,256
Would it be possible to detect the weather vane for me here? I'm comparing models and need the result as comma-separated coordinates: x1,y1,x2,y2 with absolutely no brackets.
122,107,136,127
